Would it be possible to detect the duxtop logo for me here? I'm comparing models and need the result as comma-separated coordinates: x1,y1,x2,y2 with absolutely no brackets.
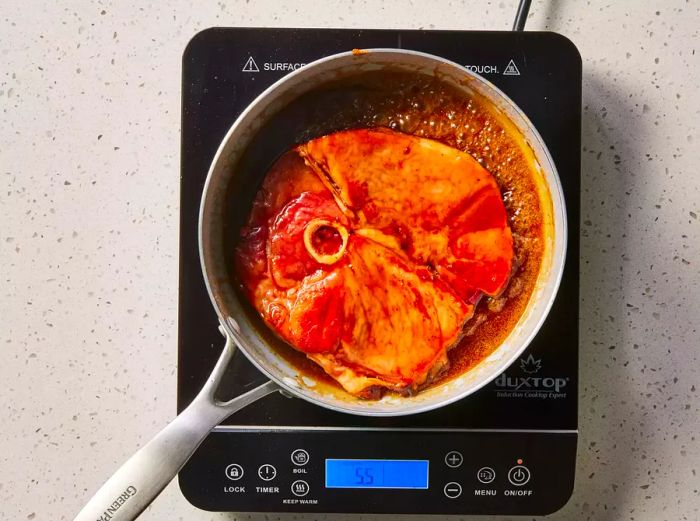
494,354,569,399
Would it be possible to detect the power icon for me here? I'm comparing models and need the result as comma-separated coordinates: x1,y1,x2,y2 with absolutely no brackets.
507,465,531,486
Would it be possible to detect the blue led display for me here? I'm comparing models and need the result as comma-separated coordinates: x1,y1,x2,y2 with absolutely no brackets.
325,459,429,489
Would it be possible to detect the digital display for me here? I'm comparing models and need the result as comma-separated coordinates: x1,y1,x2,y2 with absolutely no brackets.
325,459,429,489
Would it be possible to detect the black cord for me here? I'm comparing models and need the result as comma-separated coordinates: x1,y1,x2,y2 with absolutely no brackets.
512,0,532,31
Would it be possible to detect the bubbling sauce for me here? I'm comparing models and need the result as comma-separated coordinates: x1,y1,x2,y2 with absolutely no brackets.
236,71,547,393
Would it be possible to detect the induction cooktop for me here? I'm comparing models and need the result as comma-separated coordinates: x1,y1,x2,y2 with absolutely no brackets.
178,27,581,516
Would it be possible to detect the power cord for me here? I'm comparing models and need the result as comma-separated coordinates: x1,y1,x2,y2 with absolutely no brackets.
512,0,532,31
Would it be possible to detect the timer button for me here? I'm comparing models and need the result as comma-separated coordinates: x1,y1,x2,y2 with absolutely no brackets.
444,451,463,468
291,480,310,497
507,465,531,486
291,449,310,466
443,482,462,499
225,463,244,481
258,464,276,481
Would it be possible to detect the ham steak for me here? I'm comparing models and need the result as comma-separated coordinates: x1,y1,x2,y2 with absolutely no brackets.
235,128,514,398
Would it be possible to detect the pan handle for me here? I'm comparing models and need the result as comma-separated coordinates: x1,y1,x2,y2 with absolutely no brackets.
73,333,279,521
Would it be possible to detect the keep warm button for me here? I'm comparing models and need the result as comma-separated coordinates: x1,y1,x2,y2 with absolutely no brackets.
507,465,531,487
291,480,310,497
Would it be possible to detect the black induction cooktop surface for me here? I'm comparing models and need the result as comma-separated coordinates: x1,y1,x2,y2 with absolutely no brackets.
179,27,580,431
178,28,580,515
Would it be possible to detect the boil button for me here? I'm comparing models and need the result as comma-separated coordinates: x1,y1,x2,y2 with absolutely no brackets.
291,449,310,466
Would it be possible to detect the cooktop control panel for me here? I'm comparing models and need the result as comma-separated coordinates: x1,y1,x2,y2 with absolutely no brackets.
179,431,576,515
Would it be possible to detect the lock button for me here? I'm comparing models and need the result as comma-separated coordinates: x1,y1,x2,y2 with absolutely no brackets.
225,463,244,481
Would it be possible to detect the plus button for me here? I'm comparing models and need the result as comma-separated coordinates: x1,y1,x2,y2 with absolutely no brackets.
444,451,463,468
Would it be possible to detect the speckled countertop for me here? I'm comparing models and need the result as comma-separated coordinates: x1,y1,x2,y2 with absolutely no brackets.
1,1,699,520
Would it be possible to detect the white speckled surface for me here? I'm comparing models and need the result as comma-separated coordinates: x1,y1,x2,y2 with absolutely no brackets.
1,1,699,520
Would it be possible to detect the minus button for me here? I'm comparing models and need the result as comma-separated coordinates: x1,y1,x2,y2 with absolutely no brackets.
444,482,462,499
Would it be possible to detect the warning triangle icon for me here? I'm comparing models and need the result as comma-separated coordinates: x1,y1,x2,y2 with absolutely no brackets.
503,59,520,76
242,56,259,72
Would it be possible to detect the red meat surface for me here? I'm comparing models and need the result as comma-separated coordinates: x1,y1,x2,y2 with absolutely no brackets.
235,128,514,397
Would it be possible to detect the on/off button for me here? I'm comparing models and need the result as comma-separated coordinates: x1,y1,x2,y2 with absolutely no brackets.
508,465,531,486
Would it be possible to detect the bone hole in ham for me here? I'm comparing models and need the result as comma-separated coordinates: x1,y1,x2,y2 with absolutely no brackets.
303,219,349,265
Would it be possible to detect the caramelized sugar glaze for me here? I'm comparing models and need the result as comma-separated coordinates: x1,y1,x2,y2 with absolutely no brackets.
232,70,549,397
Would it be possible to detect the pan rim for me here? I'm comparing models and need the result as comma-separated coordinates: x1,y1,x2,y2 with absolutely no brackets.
197,47,568,417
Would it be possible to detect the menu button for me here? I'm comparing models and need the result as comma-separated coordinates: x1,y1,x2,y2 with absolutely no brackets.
477,467,496,484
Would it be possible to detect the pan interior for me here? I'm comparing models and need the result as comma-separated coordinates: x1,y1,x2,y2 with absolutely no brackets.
200,50,565,416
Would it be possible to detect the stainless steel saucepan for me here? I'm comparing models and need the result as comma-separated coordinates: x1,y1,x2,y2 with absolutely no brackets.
74,49,566,521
